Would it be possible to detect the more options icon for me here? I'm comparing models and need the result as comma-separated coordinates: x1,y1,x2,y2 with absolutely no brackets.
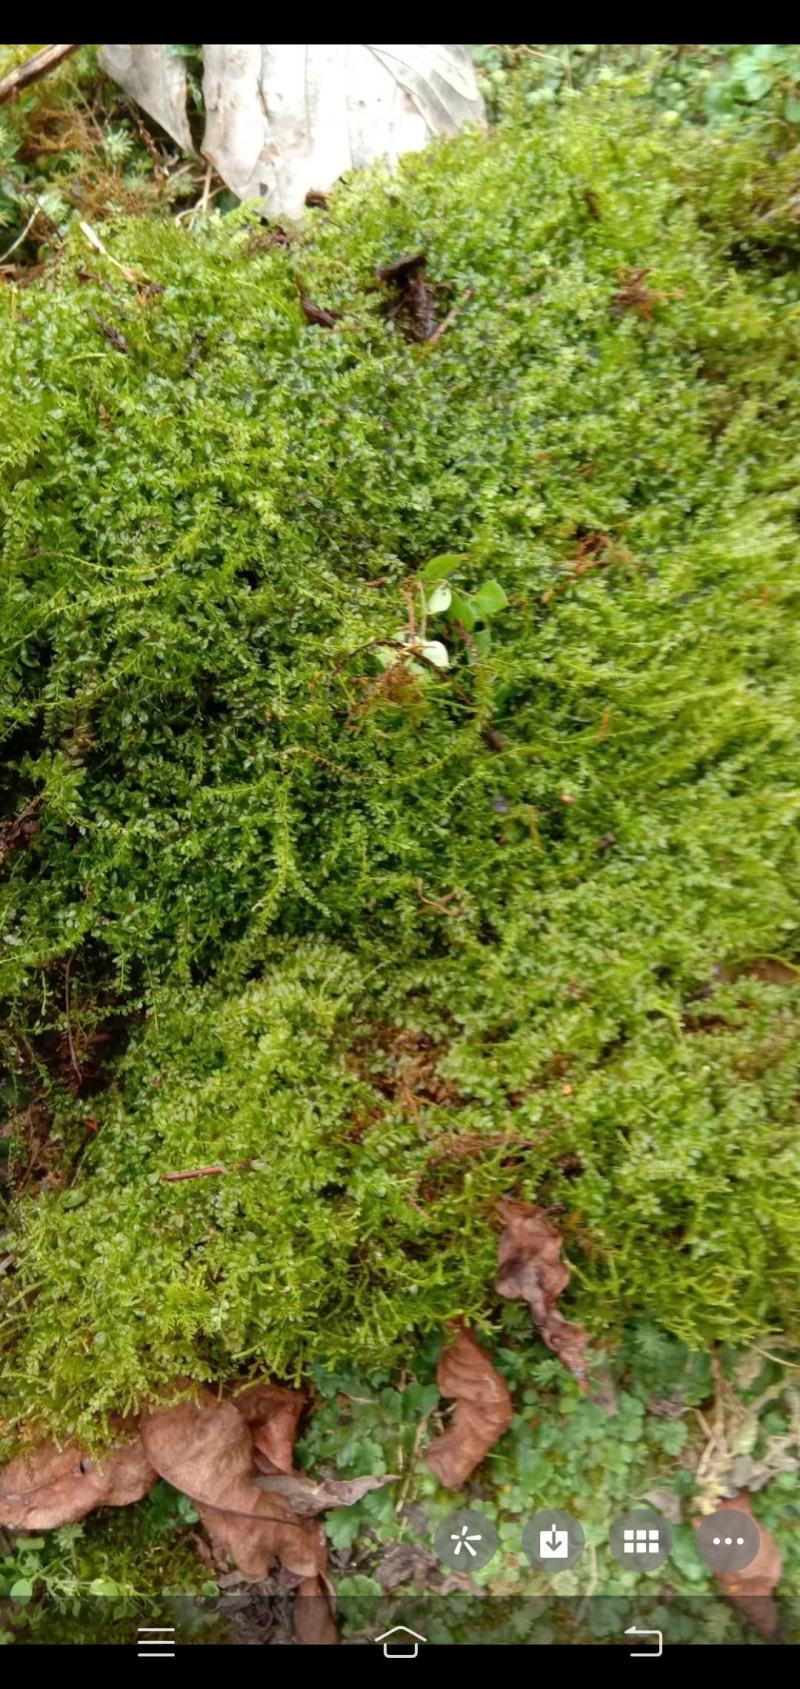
522,1508,586,1571
695,1507,761,1574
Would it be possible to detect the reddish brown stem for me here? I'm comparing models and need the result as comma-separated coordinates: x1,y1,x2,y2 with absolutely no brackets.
428,286,476,346
160,1164,228,1183
160,1159,257,1182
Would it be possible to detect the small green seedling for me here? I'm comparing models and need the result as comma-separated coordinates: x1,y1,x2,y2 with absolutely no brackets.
419,553,510,657
376,558,509,677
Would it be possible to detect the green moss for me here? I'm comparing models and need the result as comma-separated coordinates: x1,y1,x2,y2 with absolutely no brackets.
1,94,800,1441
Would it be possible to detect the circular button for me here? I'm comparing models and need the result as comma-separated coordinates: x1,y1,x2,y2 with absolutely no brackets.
433,1508,498,1573
522,1508,586,1571
609,1509,672,1572
695,1507,761,1573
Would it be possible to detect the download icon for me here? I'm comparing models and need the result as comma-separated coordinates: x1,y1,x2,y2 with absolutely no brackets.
539,1523,569,1559
523,1509,585,1571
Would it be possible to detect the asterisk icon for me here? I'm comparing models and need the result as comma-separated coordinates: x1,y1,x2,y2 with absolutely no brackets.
450,1524,482,1558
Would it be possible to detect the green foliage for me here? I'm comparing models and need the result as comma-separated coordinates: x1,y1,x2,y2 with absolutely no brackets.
1,92,800,1440
473,44,800,134
2,1333,798,1641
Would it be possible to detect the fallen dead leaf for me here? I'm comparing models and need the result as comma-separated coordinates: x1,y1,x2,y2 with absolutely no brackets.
231,1381,305,1473
374,1539,438,1592
0,1371,365,1648
293,1574,339,1645
718,957,799,986
495,1198,590,1386
300,297,341,329
141,1390,323,1582
0,1424,155,1529
0,794,44,868
707,1493,783,1639
377,251,439,342
255,1469,397,1517
427,1324,513,1489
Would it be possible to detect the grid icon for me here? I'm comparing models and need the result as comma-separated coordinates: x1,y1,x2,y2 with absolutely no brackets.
610,1513,672,1570
623,1528,660,1553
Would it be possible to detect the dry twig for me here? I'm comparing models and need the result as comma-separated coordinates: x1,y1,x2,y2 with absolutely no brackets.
64,957,81,1086
0,44,80,104
427,285,476,346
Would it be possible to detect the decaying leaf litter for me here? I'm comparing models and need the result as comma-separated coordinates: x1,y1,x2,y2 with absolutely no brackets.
0,1382,395,1643
427,1325,514,1489
495,1200,591,1387
426,1203,593,1489
0,1204,587,1525
2,1210,780,1639
0,1207,597,1636
696,1495,783,1640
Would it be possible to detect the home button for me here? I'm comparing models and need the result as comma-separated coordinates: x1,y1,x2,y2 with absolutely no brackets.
375,1625,427,1658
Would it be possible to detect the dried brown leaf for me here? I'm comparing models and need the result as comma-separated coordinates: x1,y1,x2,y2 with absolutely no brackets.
712,1494,782,1639
230,1381,305,1474
376,251,428,284
719,957,798,986
0,795,44,868
495,1198,590,1386
426,1324,513,1489
374,1540,437,1592
300,297,341,329
141,1390,322,1582
376,251,440,341
255,1469,396,1517
293,1574,339,1645
0,1425,155,1529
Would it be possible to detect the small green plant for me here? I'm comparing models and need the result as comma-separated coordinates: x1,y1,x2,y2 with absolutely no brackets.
702,43,800,125
420,554,510,659
0,1493,220,1642
375,556,510,675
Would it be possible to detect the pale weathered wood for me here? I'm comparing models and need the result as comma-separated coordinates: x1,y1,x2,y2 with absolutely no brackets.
0,43,80,104
99,44,484,217
200,44,484,217
98,43,193,152
201,43,265,198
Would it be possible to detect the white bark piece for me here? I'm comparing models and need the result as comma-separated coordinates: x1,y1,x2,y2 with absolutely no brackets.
201,43,265,200
100,45,485,217
369,44,484,135
99,43,193,152
201,43,484,216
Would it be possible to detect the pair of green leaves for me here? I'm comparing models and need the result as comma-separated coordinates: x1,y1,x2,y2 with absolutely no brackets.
420,553,509,655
